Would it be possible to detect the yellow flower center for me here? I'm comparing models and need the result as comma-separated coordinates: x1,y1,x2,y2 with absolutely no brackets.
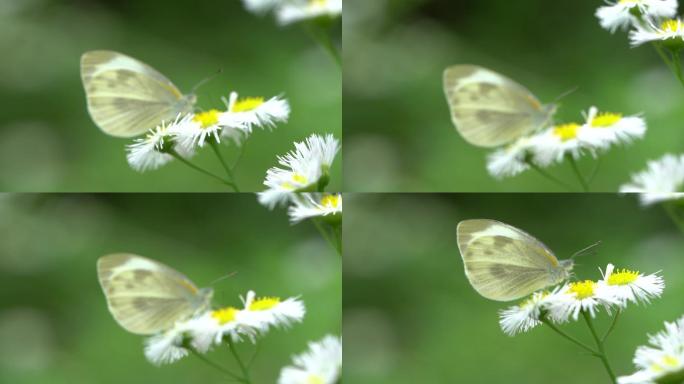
591,112,622,128
321,194,341,208
568,280,596,299
652,355,680,371
310,0,328,6
232,97,264,112
306,375,325,384
248,297,281,311
619,0,638,4
607,268,640,286
662,19,680,32
553,123,580,142
193,109,220,128
211,307,238,325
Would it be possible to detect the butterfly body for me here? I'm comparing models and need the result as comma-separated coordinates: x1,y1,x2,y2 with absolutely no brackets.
456,219,573,301
80,50,196,138
97,253,213,335
443,65,556,148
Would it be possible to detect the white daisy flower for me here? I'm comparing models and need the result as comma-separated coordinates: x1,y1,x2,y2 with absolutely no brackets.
173,109,227,148
276,0,343,26
630,18,684,47
288,193,342,224
143,322,191,366
618,316,684,384
486,136,535,179
498,289,561,336
258,134,340,209
600,264,664,304
596,0,678,33
547,280,621,323
620,153,684,206
278,335,342,384
530,123,589,166
581,107,646,149
125,114,194,172
221,92,290,135
184,308,256,352
242,0,281,14
237,291,306,333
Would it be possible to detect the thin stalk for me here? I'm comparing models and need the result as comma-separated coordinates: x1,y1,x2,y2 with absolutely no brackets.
312,218,341,255
209,140,240,192
663,202,684,234
583,311,617,384
332,224,342,256
232,138,249,172
567,155,590,192
526,161,575,191
190,348,245,383
306,23,341,68
169,150,238,190
540,317,598,355
587,157,603,185
227,338,251,384
602,310,620,343
670,50,684,87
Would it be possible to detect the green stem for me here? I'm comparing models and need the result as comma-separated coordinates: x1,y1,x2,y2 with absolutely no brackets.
582,311,617,384
169,150,238,191
306,23,341,68
526,161,575,191
209,140,240,192
540,317,598,355
663,202,684,234
587,157,603,185
312,218,341,256
227,338,251,384
670,50,684,87
567,155,590,192
189,348,245,383
332,224,342,257
601,310,620,343
232,138,249,172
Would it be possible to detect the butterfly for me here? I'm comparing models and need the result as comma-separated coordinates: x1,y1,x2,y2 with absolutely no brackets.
456,219,574,301
80,50,197,138
97,253,213,335
443,65,557,148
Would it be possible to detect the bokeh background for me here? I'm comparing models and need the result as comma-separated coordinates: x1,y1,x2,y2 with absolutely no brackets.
344,193,684,383
344,0,684,192
0,0,341,192
0,193,341,383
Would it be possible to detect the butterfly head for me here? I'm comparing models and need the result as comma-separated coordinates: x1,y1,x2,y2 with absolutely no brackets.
194,287,214,313
552,259,574,283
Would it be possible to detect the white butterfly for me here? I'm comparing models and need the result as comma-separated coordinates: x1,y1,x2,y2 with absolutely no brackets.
80,50,197,138
97,253,213,335
456,219,573,301
443,65,556,148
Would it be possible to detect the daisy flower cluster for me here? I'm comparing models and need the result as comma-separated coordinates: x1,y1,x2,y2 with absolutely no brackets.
595,0,684,47
620,153,684,206
126,91,290,173
487,107,647,179
618,316,684,384
144,290,305,366
278,335,342,384
499,264,664,336
242,0,342,26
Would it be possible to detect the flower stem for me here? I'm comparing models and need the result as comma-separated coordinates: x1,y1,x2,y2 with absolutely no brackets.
305,22,341,68
653,44,684,88
209,140,240,192
567,155,590,192
601,310,620,343
227,338,251,384
582,311,617,384
540,317,598,355
232,138,249,172
190,348,245,383
311,218,341,256
169,150,239,191
526,161,575,191
663,202,684,234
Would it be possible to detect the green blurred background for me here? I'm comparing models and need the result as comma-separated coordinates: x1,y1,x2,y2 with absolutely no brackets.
0,193,341,383
0,0,341,192
344,0,684,192
344,193,684,383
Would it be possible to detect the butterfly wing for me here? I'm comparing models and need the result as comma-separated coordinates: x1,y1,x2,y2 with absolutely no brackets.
97,253,211,335
457,219,564,301
80,50,194,138
443,65,551,148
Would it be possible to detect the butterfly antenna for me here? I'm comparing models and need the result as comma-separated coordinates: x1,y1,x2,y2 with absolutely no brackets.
191,68,224,94
570,241,602,260
209,270,237,286
553,86,579,104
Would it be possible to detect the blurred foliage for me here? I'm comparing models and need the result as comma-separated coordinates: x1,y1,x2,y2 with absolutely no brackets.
0,193,341,383
0,0,341,192
344,0,684,192
344,193,684,383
